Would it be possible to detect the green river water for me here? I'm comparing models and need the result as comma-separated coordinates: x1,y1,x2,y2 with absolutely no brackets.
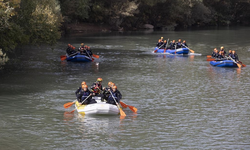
0,27,250,149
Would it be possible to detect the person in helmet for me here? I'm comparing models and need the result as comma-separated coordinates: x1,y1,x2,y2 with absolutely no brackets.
66,44,71,55
91,78,103,96
211,48,219,58
161,40,168,49
78,85,96,105
86,46,93,57
182,40,188,48
169,40,176,49
70,47,77,54
176,39,182,49
107,86,122,105
102,82,113,101
227,50,232,57
220,46,226,57
231,50,239,62
79,43,84,51
218,51,225,59
156,39,163,47
75,81,87,100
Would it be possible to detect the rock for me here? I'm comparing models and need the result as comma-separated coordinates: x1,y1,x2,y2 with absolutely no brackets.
142,24,154,29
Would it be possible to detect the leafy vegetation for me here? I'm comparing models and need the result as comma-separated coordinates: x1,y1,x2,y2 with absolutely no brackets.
1,0,250,53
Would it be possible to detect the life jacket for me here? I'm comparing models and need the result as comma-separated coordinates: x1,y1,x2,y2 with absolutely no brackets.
92,82,102,94
81,90,90,100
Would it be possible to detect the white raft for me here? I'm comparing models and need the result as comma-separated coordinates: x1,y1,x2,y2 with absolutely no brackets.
75,97,120,115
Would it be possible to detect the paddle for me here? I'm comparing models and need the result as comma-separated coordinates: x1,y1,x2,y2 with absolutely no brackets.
207,58,215,61
120,101,137,113
175,44,177,54
60,52,79,61
182,45,195,53
79,94,92,105
239,61,246,67
227,56,242,68
65,109,76,114
63,93,92,109
83,49,94,61
64,100,77,109
93,54,99,58
110,91,126,117
164,39,169,53
207,55,212,58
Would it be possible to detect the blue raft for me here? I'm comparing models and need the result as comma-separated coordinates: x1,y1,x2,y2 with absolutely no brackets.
154,47,189,54
66,53,92,62
210,60,238,67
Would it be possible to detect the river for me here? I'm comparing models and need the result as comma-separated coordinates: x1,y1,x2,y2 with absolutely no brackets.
0,27,250,149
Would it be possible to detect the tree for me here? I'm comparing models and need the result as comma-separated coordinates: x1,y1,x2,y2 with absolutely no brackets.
59,0,90,23
0,0,63,53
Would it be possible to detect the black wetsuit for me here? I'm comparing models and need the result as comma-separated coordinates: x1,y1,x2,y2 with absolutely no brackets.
107,90,122,105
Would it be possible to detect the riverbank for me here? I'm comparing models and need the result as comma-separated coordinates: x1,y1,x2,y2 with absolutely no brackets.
63,23,113,34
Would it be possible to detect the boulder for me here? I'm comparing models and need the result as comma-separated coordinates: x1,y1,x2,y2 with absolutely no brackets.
142,24,154,29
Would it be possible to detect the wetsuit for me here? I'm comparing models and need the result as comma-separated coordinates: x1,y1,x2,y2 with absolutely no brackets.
231,53,239,61
102,87,111,100
156,42,163,47
66,46,71,55
80,89,96,104
169,42,176,49
176,42,182,49
182,43,188,48
227,52,232,57
86,49,93,57
107,90,122,105
211,52,218,58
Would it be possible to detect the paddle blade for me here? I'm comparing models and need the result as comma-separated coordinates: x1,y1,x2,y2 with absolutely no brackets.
239,61,246,67
60,55,67,61
237,63,242,68
63,101,75,109
119,108,126,117
189,49,195,53
207,58,215,61
207,55,212,58
120,101,128,108
128,105,137,113
93,54,99,58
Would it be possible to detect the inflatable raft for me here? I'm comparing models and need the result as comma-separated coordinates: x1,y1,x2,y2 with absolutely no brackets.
75,97,120,115
66,53,92,62
210,60,238,67
154,47,189,54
